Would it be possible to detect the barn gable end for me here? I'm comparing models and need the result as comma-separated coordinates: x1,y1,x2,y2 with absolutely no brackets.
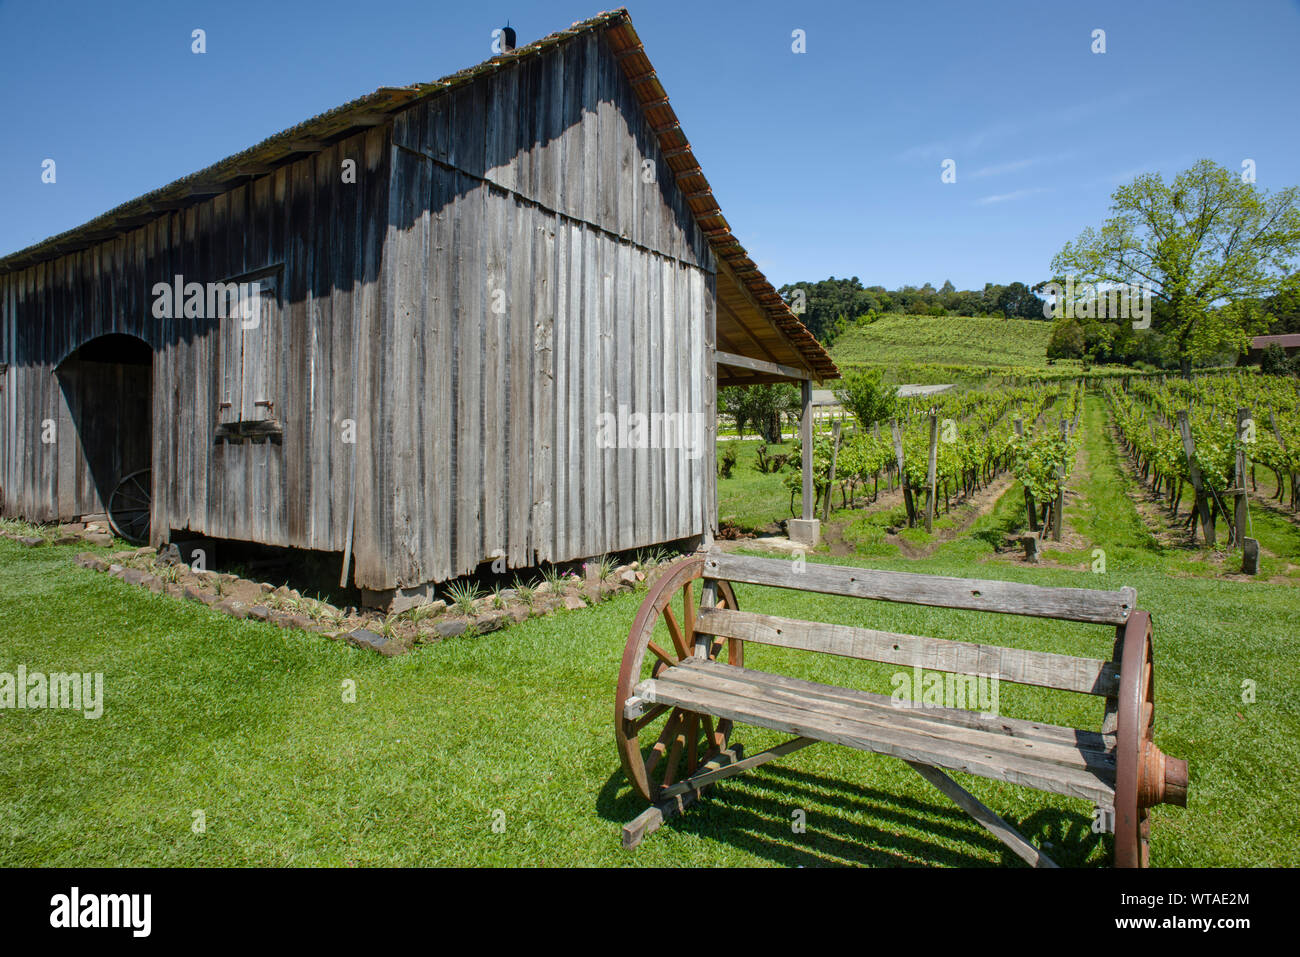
0,9,836,598
364,27,717,590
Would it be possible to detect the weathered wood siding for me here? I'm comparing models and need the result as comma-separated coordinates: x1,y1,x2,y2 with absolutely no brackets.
0,126,390,553
1,28,719,592
1,244,161,523
364,30,715,588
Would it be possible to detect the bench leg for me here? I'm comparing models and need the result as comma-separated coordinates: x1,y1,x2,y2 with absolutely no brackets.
624,735,824,848
905,760,1059,868
659,736,815,802
622,788,698,850
622,744,744,849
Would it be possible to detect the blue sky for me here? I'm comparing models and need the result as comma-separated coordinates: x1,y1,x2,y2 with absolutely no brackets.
2,0,1298,290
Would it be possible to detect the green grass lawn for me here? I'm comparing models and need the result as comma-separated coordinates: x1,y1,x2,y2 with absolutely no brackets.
2,391,1297,866
716,438,796,531
1041,393,1165,572
3,528,1297,865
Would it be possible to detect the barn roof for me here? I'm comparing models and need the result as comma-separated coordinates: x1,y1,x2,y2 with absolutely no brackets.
1249,334,1300,351
0,8,836,382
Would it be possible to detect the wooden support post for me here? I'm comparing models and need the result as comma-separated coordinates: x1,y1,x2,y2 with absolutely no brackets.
1235,407,1250,547
1177,409,1215,546
1022,533,1040,563
925,412,938,533
800,379,813,521
1053,418,1067,542
696,580,719,656
1242,537,1260,575
892,419,915,526
787,379,821,547
1014,417,1037,532
821,421,842,523
873,421,890,491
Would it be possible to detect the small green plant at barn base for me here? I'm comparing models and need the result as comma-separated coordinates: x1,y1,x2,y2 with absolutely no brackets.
512,576,536,606
444,580,483,616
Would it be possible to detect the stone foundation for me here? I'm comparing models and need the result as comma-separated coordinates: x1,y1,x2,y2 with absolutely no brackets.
786,518,821,548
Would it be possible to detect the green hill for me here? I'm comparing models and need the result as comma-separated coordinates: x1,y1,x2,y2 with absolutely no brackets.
830,313,1055,381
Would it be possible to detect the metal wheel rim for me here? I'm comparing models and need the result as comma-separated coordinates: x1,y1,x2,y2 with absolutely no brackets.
107,468,151,545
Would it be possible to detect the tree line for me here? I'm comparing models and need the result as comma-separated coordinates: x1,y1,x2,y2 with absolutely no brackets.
776,276,1046,344
778,160,1300,374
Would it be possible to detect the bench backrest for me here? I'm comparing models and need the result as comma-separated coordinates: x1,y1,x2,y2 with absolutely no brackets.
697,550,1134,697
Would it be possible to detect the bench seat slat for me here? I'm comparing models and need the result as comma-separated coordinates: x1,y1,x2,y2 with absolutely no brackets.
697,607,1120,696
635,660,1116,807
705,551,1136,626
660,659,1116,776
671,657,1115,753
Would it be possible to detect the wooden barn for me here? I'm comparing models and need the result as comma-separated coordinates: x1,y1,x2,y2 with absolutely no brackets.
1241,333,1300,365
0,8,836,608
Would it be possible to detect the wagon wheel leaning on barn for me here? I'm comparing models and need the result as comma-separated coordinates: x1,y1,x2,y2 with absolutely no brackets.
107,468,151,545
1113,610,1188,867
615,554,742,803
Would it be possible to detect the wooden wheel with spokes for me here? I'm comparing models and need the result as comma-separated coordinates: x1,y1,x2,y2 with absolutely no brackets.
1114,611,1188,867
615,554,741,803
107,468,151,545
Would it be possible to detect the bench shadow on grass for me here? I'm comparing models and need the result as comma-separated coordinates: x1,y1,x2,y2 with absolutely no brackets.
596,760,1105,867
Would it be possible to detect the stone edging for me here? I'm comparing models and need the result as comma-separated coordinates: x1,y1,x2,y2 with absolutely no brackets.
70,548,655,656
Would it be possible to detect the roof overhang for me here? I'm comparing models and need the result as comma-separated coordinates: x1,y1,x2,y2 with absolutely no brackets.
714,258,819,384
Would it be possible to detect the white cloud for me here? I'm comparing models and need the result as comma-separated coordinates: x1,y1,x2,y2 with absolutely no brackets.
897,121,1019,162
969,151,1075,179
975,186,1051,205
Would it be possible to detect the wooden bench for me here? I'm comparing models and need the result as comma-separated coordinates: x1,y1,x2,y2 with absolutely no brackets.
615,549,1189,867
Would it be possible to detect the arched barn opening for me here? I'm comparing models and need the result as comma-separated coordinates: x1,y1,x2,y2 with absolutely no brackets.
55,334,153,543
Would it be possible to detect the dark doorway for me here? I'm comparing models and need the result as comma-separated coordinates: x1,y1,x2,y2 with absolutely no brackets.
56,334,153,541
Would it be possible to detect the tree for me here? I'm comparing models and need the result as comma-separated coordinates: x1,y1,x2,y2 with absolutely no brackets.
719,383,799,443
718,386,748,438
997,281,1044,319
833,368,898,428
1260,343,1292,376
1052,159,1300,373
1263,275,1300,333
778,276,877,343
779,275,1076,341
1046,318,1085,360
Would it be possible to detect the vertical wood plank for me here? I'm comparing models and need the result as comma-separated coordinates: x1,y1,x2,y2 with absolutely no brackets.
482,184,507,571
507,195,534,567
552,217,569,561
581,223,600,556
531,210,556,563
